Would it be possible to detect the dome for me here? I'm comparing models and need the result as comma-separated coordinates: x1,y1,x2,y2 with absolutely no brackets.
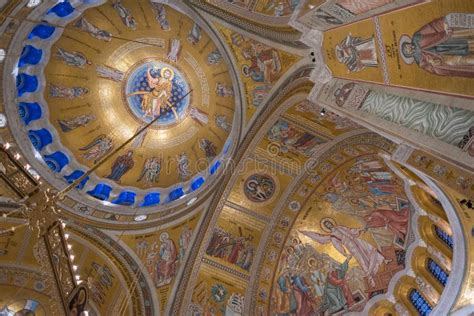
5,1,241,213
0,0,472,315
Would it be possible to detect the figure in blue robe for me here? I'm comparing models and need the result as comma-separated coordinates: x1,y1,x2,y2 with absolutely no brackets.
106,150,134,182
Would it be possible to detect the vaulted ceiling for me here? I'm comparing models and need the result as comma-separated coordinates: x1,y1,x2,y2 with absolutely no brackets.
0,1,472,315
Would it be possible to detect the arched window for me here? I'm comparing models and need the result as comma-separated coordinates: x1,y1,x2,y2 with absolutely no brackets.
409,289,432,316
427,258,449,286
434,225,453,249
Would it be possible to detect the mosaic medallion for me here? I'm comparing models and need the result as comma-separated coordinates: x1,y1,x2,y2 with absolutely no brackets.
244,173,276,203
124,60,191,128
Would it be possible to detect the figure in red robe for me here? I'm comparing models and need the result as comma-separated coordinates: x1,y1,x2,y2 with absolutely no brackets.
227,237,244,264
155,232,177,287
400,13,474,77
364,207,410,239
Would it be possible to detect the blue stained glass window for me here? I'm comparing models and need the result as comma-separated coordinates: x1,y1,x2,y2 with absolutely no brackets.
28,24,55,40
169,187,184,202
409,289,432,316
18,102,42,125
112,191,136,206
434,225,453,249
63,170,89,190
210,160,221,175
427,258,449,287
140,192,160,207
43,151,69,173
87,183,112,201
18,45,42,67
28,128,52,151
16,73,38,96
191,177,205,191
47,0,74,17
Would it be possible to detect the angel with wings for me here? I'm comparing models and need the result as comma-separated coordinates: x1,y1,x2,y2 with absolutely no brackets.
137,157,161,185
300,217,388,286
79,135,113,163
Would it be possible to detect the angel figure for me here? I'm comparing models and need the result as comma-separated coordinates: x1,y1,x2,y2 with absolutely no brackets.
177,152,191,181
49,84,89,99
150,1,170,30
190,107,209,125
79,135,113,163
74,17,112,42
199,138,217,160
300,217,388,286
187,23,201,45
137,157,161,185
207,49,222,65
168,39,181,62
58,114,96,132
216,82,234,97
215,114,232,132
55,47,91,68
96,64,124,82
112,0,136,29
127,67,178,120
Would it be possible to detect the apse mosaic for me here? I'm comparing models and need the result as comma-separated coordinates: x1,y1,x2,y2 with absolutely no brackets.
66,238,124,314
11,1,238,209
269,154,414,314
322,0,474,98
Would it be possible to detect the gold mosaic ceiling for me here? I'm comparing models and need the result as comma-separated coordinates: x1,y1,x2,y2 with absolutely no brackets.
44,2,236,190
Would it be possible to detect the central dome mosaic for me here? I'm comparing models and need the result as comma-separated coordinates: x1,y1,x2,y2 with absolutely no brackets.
124,60,191,128
9,1,239,209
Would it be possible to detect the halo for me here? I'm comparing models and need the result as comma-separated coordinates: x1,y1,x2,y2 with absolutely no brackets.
160,67,175,80
307,257,317,267
241,65,250,77
320,217,337,233
160,232,169,241
399,34,415,65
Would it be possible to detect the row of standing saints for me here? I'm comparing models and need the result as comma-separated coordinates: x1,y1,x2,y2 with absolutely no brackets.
48,2,235,185
336,12,474,77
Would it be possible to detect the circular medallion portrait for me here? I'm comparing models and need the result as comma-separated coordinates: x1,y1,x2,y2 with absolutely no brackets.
124,60,191,128
244,173,276,203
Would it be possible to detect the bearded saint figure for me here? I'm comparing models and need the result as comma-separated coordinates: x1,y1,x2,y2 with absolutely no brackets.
155,232,178,287
400,13,474,77
106,150,134,182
